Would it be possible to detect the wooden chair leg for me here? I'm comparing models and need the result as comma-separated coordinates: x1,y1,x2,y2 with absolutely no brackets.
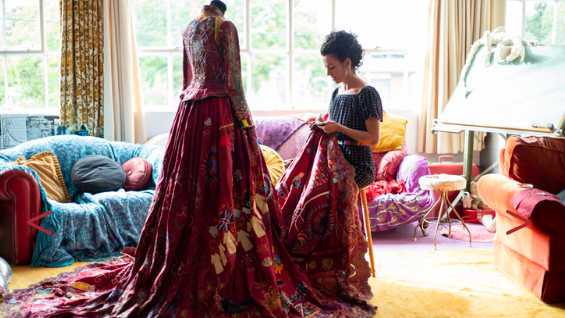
360,188,376,278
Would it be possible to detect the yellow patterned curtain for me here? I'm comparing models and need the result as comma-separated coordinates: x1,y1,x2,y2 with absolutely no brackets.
60,0,104,137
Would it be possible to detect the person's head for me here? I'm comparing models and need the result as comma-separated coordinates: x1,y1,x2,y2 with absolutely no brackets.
210,0,227,15
320,30,365,84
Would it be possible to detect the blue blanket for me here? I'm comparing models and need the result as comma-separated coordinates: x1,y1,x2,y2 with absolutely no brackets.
0,135,164,267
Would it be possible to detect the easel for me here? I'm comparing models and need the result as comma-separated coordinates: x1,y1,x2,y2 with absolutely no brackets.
432,123,563,197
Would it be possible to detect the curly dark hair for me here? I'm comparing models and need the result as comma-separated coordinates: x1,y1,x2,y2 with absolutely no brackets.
320,30,365,71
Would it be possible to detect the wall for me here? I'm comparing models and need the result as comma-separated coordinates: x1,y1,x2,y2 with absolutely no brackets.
145,111,175,141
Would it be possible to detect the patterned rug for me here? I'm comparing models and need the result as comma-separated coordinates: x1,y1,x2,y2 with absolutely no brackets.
5,251,565,317
440,222,496,243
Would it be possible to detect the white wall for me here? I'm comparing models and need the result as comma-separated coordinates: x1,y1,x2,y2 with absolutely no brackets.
145,111,176,140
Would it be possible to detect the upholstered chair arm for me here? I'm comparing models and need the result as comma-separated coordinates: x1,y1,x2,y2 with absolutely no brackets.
0,168,42,264
479,173,565,271
477,174,523,221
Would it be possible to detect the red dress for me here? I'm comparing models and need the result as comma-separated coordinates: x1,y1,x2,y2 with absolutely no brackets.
0,5,375,318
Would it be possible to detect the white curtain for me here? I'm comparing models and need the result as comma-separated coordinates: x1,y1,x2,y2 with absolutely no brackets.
418,0,506,154
103,0,146,144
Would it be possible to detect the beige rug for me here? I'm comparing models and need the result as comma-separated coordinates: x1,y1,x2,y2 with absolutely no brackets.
369,249,565,317
4,250,565,317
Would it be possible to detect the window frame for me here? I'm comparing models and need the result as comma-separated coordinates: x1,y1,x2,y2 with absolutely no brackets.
0,0,58,113
135,0,423,111
508,0,565,44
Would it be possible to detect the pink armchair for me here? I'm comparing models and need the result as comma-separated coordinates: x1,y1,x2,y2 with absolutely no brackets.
478,135,565,303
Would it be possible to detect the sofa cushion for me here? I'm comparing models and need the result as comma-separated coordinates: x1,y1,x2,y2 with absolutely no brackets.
502,136,565,194
122,157,152,191
371,111,407,153
260,144,285,186
71,155,126,194
13,151,71,203
372,145,407,182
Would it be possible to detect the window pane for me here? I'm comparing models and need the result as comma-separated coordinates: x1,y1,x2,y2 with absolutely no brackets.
241,53,249,94
0,57,4,108
358,53,422,110
138,55,168,107
557,3,565,45
170,1,246,48
229,0,246,48
335,0,428,50
134,0,167,47
525,1,555,45
170,2,202,48
47,54,60,109
251,0,287,50
45,0,60,52
5,0,41,49
249,54,288,109
7,55,45,109
0,9,3,47
506,0,523,37
172,53,183,98
293,0,331,51
293,54,335,109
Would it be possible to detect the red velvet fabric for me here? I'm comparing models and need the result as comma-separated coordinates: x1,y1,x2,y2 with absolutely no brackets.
511,188,564,219
479,135,565,303
503,135,565,194
0,169,42,265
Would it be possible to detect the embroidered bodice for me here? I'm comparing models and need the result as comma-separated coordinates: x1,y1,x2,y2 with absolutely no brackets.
180,5,252,126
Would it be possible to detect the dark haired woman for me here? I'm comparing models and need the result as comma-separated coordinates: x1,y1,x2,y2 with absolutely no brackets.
276,30,381,317
315,30,382,189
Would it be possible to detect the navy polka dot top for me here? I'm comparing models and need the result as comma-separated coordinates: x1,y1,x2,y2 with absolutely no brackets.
328,86,383,188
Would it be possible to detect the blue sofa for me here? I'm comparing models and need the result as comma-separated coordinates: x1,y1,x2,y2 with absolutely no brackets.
0,135,164,267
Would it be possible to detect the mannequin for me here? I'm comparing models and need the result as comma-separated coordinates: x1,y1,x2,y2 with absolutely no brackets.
210,0,226,15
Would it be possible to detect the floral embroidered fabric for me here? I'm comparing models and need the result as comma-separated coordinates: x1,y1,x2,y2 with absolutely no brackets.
276,127,376,317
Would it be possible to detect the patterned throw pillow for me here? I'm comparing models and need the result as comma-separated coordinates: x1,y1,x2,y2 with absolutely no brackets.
13,151,71,203
372,146,408,182
260,144,285,186
71,155,126,194
371,112,408,153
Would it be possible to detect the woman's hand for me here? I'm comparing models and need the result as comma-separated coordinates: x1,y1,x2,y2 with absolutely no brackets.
306,117,317,128
307,114,325,128
316,120,341,134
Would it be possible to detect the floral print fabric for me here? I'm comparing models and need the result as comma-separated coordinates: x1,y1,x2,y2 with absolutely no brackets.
276,127,376,317
60,0,104,136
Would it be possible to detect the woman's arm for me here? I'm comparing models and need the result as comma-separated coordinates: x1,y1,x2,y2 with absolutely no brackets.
317,117,381,147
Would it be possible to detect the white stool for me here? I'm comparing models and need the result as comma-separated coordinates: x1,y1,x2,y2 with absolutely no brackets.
414,174,472,249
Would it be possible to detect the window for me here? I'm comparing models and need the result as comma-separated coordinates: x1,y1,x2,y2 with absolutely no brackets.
134,0,428,111
506,0,565,45
0,0,60,112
